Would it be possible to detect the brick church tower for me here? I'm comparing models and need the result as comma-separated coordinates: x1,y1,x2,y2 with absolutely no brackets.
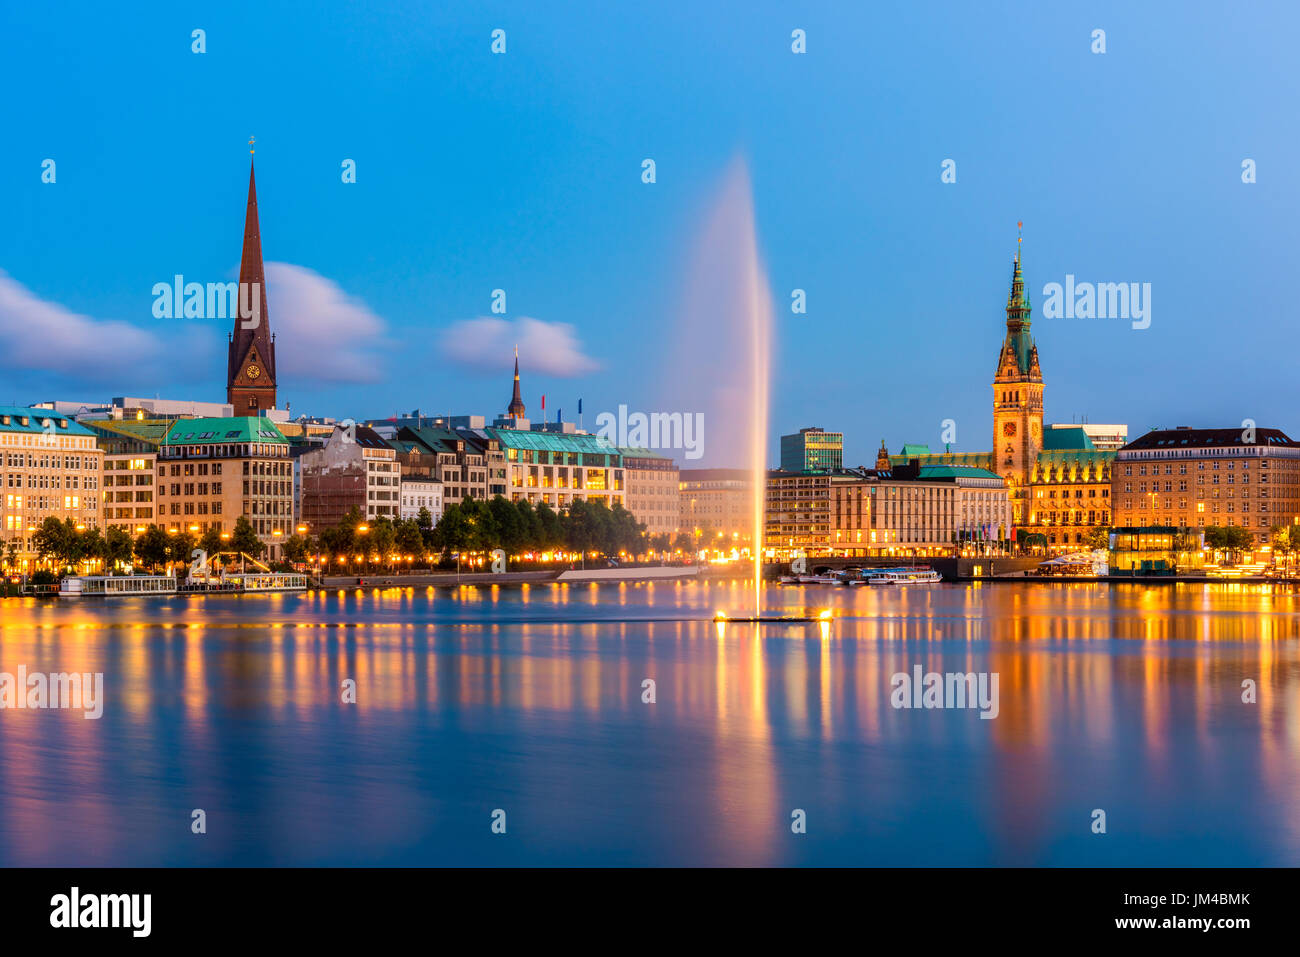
991,234,1043,524
227,155,278,413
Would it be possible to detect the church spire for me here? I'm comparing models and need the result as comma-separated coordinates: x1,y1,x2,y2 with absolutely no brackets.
506,345,526,418
999,223,1036,376
227,148,278,412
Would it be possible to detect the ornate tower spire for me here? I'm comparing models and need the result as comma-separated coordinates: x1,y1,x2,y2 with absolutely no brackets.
506,345,526,418
991,223,1044,528
227,147,278,413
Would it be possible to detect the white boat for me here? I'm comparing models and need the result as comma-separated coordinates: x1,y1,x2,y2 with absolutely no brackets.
864,567,943,585
218,572,309,592
59,575,178,597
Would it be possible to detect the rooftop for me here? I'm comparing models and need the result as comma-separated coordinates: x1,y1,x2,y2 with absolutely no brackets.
1123,427,1298,451
162,416,288,446
0,405,95,437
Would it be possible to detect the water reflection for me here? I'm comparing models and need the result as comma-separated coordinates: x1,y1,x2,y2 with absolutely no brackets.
0,581,1298,865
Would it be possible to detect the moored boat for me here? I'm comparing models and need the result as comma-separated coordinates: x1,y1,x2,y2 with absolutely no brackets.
59,575,178,597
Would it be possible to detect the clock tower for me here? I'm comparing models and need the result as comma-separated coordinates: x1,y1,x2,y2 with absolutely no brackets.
227,153,278,413
991,239,1042,523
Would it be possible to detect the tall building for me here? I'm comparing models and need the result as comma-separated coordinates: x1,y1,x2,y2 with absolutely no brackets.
894,233,1124,549
82,419,170,534
156,417,293,558
299,426,401,529
0,407,104,564
765,464,1010,557
679,468,755,546
780,427,843,473
619,449,679,536
226,158,279,414
1111,427,1300,544
489,428,625,509
392,426,507,502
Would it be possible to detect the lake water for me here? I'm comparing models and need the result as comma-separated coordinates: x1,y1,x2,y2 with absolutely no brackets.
1,579,1298,866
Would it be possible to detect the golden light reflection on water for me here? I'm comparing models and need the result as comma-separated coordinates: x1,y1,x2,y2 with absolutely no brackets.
3,580,1300,864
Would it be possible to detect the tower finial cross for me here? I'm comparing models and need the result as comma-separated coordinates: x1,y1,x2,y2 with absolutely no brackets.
249,135,255,155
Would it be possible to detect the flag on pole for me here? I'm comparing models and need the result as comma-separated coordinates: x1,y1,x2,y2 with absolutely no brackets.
541,394,546,411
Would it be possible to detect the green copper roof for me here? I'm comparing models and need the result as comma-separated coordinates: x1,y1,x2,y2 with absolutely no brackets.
891,451,996,470
617,446,674,459
900,443,931,455
84,418,173,445
488,427,619,456
1003,254,1037,375
0,405,96,436
917,465,1003,480
1034,449,1114,466
163,416,287,445
1041,426,1096,451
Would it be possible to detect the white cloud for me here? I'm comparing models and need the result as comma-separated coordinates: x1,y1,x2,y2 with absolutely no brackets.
0,269,167,379
439,316,600,376
264,262,390,384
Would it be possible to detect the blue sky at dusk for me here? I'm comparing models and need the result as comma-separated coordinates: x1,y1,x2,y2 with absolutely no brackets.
2,1,1296,466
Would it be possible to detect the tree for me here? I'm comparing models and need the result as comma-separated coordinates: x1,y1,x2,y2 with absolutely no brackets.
32,517,72,567
535,502,562,550
135,526,170,571
1084,526,1111,550
230,515,264,559
167,529,197,570
105,526,135,570
416,506,433,530
281,533,311,565
489,495,525,554
394,520,424,563
1271,524,1296,575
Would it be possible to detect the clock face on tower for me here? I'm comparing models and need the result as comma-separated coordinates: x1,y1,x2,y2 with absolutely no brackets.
246,365,261,380
1003,421,1017,437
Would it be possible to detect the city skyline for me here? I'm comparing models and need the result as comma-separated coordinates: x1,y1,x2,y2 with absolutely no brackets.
3,2,1296,469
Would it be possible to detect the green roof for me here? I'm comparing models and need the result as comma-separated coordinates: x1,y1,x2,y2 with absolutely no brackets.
0,405,95,437
84,418,173,446
916,465,1003,480
901,443,931,455
1034,449,1114,466
487,427,619,456
1041,426,1096,451
163,416,287,445
617,446,674,459
891,451,996,470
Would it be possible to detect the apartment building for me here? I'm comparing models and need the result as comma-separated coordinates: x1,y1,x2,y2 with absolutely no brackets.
156,416,294,558
619,449,679,535
0,406,103,563
1111,426,1300,544
299,425,400,528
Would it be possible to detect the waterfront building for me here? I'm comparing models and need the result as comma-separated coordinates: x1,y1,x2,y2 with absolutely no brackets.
1108,526,1207,576
156,416,293,558
678,468,755,547
892,237,1124,549
0,406,104,564
82,419,170,534
488,427,625,509
399,478,444,524
764,462,1010,557
226,157,279,414
619,449,679,535
299,425,399,528
1110,427,1300,544
391,426,507,503
780,427,843,473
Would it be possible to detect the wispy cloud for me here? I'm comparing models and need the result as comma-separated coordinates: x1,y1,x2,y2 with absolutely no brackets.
264,262,390,384
439,316,600,376
0,269,167,380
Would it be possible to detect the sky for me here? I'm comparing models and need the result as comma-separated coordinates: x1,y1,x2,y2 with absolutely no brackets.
2,1,1297,467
